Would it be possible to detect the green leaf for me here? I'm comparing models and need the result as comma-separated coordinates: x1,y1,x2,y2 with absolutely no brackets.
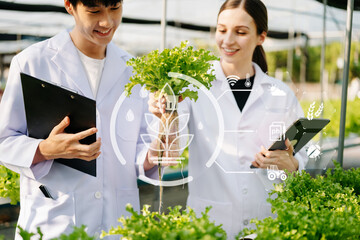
0,165,20,205
181,89,199,102
17,225,95,240
101,205,227,240
237,163,360,239
125,41,219,101
18,226,36,240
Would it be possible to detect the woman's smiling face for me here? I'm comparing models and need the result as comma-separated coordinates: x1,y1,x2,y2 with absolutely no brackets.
215,6,265,66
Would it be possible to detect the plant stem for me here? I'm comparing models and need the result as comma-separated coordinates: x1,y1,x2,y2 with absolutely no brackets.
157,110,179,214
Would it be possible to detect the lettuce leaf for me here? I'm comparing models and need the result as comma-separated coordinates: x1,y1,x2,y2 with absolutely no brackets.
125,41,219,101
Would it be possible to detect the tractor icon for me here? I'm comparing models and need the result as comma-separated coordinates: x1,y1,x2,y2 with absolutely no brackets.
267,165,287,181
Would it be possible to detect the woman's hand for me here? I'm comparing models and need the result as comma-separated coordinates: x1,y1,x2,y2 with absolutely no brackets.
144,138,181,169
148,92,183,118
33,116,101,164
148,92,166,119
252,139,299,172
145,92,184,169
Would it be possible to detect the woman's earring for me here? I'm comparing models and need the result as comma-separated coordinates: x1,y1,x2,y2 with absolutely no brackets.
244,73,251,88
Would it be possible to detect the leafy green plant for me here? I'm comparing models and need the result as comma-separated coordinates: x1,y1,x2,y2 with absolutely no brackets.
101,204,227,240
125,41,219,101
18,225,95,240
237,162,360,240
18,226,43,240
326,162,360,196
0,165,20,205
125,41,218,214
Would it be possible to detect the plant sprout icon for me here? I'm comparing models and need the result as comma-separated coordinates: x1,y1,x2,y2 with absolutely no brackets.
141,83,194,165
307,101,324,120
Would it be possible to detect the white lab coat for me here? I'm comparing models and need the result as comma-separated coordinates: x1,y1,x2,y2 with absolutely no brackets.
0,30,156,239
180,61,308,239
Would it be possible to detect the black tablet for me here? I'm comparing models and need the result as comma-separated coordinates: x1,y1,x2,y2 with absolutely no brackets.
268,118,330,153
250,118,330,169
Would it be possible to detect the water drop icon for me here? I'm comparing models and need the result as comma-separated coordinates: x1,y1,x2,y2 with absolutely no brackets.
126,109,134,122
198,122,203,130
139,86,148,98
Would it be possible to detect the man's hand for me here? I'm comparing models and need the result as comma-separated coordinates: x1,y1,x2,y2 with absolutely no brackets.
33,116,101,164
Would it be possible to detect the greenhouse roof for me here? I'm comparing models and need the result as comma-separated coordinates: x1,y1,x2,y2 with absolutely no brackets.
0,0,360,54
314,0,360,11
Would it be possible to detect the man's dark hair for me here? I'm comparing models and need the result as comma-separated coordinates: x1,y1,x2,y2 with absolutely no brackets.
69,0,123,8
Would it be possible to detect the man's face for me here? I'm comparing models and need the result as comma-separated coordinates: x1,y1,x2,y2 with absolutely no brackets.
65,1,122,50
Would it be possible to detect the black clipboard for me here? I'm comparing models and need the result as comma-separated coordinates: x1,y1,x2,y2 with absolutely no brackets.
251,118,330,169
20,73,97,177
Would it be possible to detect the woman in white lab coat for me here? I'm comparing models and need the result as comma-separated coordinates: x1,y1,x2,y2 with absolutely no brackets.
0,0,156,239
149,0,307,238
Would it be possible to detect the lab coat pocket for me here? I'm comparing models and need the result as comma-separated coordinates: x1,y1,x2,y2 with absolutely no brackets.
116,188,140,217
187,195,233,235
116,98,143,142
20,192,75,238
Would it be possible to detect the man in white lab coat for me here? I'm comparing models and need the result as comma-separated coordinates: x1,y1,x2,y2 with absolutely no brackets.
0,0,157,239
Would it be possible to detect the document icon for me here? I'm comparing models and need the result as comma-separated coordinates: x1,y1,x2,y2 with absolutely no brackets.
269,122,285,142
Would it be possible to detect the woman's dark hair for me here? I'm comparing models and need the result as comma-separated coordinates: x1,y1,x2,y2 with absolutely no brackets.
218,0,268,73
69,0,122,8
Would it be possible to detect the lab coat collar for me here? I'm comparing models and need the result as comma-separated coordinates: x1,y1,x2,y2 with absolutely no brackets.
213,61,272,85
212,61,272,115
210,61,242,121
96,42,127,105
49,30,93,99
48,30,128,104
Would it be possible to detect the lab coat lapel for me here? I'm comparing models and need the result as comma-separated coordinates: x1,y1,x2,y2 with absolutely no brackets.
241,63,269,114
96,42,127,105
49,31,93,99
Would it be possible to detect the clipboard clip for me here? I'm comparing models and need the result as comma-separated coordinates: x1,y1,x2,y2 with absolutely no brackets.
39,81,79,95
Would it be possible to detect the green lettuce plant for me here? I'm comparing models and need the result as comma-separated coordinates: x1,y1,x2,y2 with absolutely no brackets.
237,162,360,240
125,41,219,101
0,165,20,205
18,225,94,240
101,204,227,240
125,41,218,214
